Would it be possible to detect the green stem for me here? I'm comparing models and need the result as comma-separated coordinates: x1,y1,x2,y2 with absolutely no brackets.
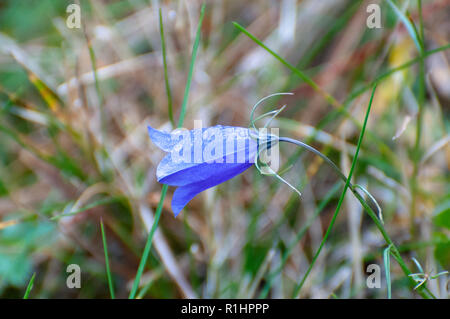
84,31,106,141
129,3,205,299
178,5,205,127
285,85,434,298
232,22,340,109
384,244,393,299
129,184,168,299
259,182,341,298
23,272,36,299
352,190,435,298
291,85,377,298
159,8,174,127
100,218,115,299
411,0,427,237
346,45,450,104
276,142,435,298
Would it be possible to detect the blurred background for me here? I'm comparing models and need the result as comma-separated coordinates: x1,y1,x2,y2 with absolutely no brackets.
0,0,449,298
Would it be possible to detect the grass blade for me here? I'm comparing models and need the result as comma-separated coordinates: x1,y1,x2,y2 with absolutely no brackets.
411,257,424,273
232,22,340,109
384,244,393,299
385,0,422,53
129,185,167,299
84,29,106,139
411,0,427,237
232,21,384,143
177,5,205,127
259,182,341,298
352,192,435,298
292,84,377,298
346,44,450,103
128,3,206,299
159,8,174,126
23,273,36,299
50,197,121,220
100,218,115,299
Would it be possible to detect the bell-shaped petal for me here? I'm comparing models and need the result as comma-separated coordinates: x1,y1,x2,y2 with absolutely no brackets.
148,125,258,216
171,162,253,216
147,125,177,152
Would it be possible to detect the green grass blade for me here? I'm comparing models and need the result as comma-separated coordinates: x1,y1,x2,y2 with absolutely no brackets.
384,244,393,299
232,22,340,109
23,272,36,299
296,1,361,70
50,197,121,220
84,30,106,139
418,0,424,45
352,190,435,298
136,280,154,299
100,218,115,299
128,3,206,299
410,0,427,237
136,268,164,299
292,84,377,298
411,257,424,273
129,185,168,299
346,44,450,103
385,0,423,53
178,4,205,127
232,20,383,141
259,182,341,298
159,8,174,126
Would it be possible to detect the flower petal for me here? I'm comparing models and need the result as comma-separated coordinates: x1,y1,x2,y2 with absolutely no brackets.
171,163,253,216
154,126,258,185
147,125,176,152
158,143,257,186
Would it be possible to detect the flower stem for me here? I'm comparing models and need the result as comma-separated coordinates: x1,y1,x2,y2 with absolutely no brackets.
278,137,348,185
129,3,206,299
276,85,435,298
280,136,434,298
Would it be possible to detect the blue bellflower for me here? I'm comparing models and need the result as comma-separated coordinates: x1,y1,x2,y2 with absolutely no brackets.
148,125,258,216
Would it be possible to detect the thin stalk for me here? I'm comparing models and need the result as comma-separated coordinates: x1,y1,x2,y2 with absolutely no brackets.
100,218,115,299
159,8,174,126
129,185,168,299
279,137,349,186
346,44,450,103
83,29,106,141
411,0,427,237
352,190,435,298
285,85,434,298
259,182,341,298
23,273,36,299
384,244,393,299
232,22,340,109
129,3,205,299
418,0,425,43
280,149,434,297
178,5,205,127
234,21,401,166
291,85,377,298
283,135,434,297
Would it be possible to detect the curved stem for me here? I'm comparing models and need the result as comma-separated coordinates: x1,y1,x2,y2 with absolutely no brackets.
279,137,348,183
250,85,435,298
275,136,434,299
278,136,382,219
